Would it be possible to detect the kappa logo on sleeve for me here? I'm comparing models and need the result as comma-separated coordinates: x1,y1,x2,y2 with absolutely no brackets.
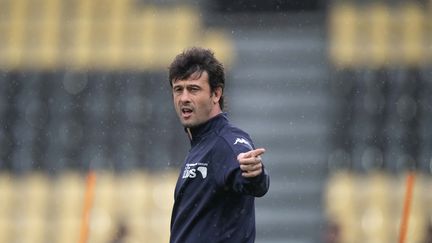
234,137,253,149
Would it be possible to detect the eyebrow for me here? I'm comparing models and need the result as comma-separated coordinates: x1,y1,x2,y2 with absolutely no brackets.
173,83,201,88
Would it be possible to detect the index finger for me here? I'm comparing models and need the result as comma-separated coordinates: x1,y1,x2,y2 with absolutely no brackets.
245,148,266,158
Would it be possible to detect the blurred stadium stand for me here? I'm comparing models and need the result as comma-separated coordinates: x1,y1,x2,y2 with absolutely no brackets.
0,0,234,242
2,0,432,243
0,170,177,243
0,0,234,70
326,1,432,243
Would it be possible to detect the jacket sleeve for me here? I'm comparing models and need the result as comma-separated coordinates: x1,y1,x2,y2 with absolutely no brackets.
213,138,270,197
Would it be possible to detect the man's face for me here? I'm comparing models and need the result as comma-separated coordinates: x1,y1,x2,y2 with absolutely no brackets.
172,71,221,128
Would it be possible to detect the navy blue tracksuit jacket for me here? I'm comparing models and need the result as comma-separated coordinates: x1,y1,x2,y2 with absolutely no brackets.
170,113,270,243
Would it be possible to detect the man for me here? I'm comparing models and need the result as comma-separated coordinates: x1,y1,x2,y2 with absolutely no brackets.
168,47,270,243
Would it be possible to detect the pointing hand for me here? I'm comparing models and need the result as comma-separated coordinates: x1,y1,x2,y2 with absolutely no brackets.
237,148,266,178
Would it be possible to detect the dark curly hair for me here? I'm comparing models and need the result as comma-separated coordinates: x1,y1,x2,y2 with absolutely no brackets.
168,47,225,110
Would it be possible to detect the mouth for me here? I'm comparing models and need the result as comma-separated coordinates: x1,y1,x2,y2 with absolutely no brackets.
181,107,193,118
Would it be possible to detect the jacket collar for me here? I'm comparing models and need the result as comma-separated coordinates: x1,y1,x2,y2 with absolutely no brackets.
186,112,228,144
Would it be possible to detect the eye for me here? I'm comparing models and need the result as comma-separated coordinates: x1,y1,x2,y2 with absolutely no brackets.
173,86,183,94
189,86,200,93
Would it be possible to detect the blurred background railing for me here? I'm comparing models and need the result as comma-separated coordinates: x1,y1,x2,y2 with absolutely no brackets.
1,0,432,243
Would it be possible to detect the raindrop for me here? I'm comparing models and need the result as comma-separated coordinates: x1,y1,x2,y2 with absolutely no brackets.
429,157,432,174
396,95,417,121
395,154,415,171
126,95,153,124
328,149,350,170
58,120,84,148
0,132,12,157
363,94,384,115
361,146,383,170
63,72,88,95
89,151,112,170
24,101,49,129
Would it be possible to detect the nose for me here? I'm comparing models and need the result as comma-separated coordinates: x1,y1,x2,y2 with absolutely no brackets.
179,90,191,103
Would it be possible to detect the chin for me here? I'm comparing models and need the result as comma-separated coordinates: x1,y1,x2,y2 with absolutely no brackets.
182,120,202,128
181,121,195,128
184,123,199,129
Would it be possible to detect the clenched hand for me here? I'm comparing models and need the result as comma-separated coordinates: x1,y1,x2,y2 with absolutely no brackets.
237,148,266,178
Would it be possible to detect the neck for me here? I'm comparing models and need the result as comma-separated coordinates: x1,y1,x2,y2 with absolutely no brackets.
186,128,192,140
208,105,222,119
186,112,226,142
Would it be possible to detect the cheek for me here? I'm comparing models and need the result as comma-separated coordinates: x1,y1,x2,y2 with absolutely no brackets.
173,94,180,104
173,97,181,110
200,97,214,111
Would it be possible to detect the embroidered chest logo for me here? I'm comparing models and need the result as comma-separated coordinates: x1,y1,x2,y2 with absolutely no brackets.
182,162,208,179
234,137,252,149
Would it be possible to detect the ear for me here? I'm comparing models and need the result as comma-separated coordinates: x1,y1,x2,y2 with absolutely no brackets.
212,86,223,104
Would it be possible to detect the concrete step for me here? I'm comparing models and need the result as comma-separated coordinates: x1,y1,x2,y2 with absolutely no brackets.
256,207,323,240
264,158,327,179
258,179,324,208
266,177,324,195
234,46,325,68
264,149,325,165
228,108,333,126
228,15,329,243
230,66,327,86
235,118,329,138
229,91,330,114
234,34,324,51
228,108,333,125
